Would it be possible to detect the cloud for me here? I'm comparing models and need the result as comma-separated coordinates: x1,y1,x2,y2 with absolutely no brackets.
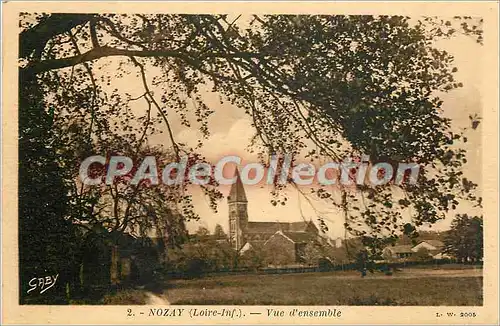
176,117,259,161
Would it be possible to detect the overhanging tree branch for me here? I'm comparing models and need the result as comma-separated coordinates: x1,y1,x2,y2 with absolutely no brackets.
21,45,261,75
20,14,95,59
129,56,181,160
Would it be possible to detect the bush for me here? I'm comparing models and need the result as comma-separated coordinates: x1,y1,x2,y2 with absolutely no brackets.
238,247,265,270
165,241,238,278
413,247,433,262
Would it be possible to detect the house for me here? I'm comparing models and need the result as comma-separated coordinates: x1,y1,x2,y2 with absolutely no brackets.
383,239,450,261
383,245,414,259
412,240,449,259
228,168,326,264
412,240,444,253
245,230,318,264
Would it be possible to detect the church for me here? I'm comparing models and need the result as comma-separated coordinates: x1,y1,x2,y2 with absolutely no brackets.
228,169,326,263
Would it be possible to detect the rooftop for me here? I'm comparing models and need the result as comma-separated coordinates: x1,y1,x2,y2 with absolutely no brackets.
419,239,445,248
245,221,315,234
387,245,414,254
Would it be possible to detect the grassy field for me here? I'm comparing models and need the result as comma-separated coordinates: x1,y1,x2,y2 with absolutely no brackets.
161,268,483,306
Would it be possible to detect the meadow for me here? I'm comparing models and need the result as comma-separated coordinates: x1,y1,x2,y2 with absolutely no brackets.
161,267,482,306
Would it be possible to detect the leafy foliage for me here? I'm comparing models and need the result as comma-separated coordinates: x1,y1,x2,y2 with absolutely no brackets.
166,237,237,278
302,242,324,266
413,247,433,261
213,224,227,239
261,239,296,266
18,13,482,262
444,214,483,262
238,246,266,270
18,73,81,303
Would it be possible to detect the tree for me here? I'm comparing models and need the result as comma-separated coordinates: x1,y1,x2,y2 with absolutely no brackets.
19,88,191,298
166,235,237,277
238,245,266,270
209,240,238,271
413,247,432,262
18,71,81,303
355,250,371,275
195,226,211,237
78,145,190,234
339,237,366,262
166,243,211,279
213,224,227,239
18,14,482,260
67,136,192,285
262,241,296,267
302,242,324,266
444,214,483,262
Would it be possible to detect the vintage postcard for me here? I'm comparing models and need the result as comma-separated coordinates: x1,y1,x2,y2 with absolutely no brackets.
2,1,499,325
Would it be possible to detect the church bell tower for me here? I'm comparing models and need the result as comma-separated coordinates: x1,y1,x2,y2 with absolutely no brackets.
228,168,248,250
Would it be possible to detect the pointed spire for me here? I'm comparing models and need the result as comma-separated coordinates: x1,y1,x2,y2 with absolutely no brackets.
228,168,247,203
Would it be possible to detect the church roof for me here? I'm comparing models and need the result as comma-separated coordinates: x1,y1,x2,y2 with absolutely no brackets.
288,221,313,232
265,230,316,245
245,221,315,234
228,168,247,203
282,231,316,243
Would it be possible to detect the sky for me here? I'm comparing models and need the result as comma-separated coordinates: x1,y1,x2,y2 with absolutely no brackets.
99,23,484,239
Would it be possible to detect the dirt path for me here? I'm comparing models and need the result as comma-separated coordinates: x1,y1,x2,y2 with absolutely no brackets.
145,292,170,305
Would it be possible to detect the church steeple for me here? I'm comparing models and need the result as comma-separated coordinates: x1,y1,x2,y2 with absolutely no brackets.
228,168,248,250
228,168,247,203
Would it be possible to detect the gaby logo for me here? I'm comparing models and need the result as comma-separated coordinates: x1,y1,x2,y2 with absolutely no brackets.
79,154,420,187
27,274,59,294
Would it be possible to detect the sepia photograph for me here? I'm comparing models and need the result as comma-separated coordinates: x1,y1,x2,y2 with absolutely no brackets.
2,1,499,325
